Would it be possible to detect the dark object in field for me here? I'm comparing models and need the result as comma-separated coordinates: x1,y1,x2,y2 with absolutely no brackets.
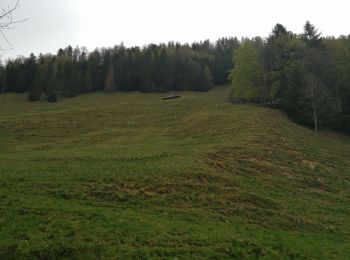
40,93,47,102
163,92,181,100
48,93,58,103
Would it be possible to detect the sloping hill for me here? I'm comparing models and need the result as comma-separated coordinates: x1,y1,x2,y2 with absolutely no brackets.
0,87,349,258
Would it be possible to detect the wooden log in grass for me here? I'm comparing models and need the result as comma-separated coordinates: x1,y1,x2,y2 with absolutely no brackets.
163,95,181,100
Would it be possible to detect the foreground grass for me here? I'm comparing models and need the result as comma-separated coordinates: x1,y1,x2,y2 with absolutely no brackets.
0,87,349,259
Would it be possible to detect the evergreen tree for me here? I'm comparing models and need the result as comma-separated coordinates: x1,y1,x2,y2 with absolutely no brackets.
303,21,323,48
302,22,333,131
104,65,115,92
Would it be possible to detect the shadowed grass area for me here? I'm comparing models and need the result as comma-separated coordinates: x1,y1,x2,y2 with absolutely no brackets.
0,87,349,258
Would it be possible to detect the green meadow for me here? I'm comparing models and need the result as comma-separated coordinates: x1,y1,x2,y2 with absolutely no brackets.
0,87,349,258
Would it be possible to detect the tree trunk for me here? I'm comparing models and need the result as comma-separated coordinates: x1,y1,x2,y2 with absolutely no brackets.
1,78,5,93
310,75,318,132
313,107,318,132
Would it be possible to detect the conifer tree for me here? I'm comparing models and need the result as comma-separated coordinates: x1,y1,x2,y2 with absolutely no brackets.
104,65,115,92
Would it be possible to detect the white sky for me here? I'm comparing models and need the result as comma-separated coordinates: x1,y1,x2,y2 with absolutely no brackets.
1,0,349,60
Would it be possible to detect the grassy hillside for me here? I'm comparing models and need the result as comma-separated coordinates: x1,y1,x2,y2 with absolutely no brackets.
0,87,350,259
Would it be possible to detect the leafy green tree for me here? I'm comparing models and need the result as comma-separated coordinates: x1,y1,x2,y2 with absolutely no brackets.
229,41,264,102
202,66,213,91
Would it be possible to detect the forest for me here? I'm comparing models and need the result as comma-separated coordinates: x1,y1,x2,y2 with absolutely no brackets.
230,22,350,134
0,22,350,133
0,39,235,96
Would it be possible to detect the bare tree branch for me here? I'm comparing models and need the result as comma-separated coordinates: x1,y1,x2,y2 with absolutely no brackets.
0,1,19,19
0,0,28,50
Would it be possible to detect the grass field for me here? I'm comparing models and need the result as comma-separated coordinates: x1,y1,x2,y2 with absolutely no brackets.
0,86,350,259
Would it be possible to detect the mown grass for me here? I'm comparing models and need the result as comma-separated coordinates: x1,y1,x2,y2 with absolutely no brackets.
0,86,349,259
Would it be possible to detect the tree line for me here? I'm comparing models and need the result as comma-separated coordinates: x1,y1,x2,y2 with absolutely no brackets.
230,22,350,133
1,22,350,133
0,38,239,101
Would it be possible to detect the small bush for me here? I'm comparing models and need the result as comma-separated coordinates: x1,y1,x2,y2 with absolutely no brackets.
47,93,58,103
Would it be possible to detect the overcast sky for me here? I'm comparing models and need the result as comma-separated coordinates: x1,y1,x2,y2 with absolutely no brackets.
0,0,349,60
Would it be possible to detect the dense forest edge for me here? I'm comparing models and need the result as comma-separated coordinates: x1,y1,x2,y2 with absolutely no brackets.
0,21,350,133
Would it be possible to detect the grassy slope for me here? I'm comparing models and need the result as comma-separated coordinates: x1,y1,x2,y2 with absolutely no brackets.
0,87,349,259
